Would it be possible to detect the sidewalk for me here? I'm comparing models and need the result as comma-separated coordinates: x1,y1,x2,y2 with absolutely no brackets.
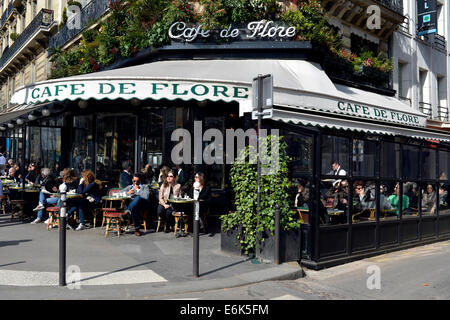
0,214,303,299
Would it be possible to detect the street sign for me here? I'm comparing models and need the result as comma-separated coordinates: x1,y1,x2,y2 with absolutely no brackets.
251,109,273,120
252,74,273,111
417,0,437,36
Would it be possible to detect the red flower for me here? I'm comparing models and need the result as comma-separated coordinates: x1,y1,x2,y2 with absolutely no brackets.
131,46,137,53
111,47,117,54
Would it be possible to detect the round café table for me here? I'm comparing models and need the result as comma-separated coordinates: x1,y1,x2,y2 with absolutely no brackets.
168,198,195,237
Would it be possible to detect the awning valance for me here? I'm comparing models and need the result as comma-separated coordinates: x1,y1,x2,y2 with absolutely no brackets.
10,59,427,128
273,108,450,142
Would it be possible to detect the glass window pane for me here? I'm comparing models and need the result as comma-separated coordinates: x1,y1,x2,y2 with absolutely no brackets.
421,182,437,216
284,131,313,177
321,135,349,176
72,116,93,177
403,181,419,218
353,140,376,176
439,151,449,181
292,178,312,225
439,182,449,216
402,145,419,179
321,178,348,224
351,180,380,223
381,142,400,178
422,148,436,179
381,181,405,220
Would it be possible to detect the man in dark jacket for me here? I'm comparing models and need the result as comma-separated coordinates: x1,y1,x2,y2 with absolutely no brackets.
119,161,133,189
31,168,59,224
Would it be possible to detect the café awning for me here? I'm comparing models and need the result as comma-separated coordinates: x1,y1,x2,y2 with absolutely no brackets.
272,107,450,142
9,59,427,128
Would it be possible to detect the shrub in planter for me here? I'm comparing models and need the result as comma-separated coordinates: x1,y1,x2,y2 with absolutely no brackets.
220,135,300,257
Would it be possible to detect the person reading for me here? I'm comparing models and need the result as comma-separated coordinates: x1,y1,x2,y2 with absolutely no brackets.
120,174,150,236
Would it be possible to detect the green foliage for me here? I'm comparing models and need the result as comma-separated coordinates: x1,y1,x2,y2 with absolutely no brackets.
67,1,83,9
49,0,391,79
281,0,342,49
10,32,20,41
221,135,300,255
59,7,68,30
334,48,394,73
162,0,195,26
199,0,228,29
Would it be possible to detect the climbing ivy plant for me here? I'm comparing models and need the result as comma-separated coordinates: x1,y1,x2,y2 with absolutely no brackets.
221,135,300,255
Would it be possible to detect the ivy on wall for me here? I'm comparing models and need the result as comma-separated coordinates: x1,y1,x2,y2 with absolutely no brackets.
220,135,300,255
49,0,392,79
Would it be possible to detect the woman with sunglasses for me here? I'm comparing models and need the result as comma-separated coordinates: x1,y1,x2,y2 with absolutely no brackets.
158,170,181,233
188,172,211,230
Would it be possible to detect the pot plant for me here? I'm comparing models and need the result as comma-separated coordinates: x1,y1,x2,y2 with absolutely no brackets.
220,134,301,262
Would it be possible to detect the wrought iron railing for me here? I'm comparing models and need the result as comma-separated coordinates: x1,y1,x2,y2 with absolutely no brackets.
420,33,447,51
1,1,14,28
374,0,404,15
398,16,410,34
419,102,432,118
399,96,411,106
434,34,446,51
0,9,54,71
437,106,449,121
49,0,109,51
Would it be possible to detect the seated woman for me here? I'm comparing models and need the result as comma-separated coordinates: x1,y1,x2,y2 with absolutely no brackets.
157,170,181,232
388,183,410,215
422,184,437,214
67,169,102,230
188,172,211,230
295,179,309,208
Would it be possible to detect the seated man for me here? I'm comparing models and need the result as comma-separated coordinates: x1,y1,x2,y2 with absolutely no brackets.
121,174,150,236
31,168,59,224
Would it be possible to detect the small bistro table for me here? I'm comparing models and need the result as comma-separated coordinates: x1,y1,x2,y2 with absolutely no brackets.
168,198,195,237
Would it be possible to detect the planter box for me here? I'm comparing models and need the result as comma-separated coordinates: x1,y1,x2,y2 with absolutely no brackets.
220,225,244,256
256,229,301,263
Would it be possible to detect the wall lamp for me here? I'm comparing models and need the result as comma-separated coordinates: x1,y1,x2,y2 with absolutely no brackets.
41,108,50,116
78,100,88,109
16,118,24,125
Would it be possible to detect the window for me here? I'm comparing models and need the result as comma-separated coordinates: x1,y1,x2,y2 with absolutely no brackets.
402,145,420,179
439,151,449,181
398,61,409,100
284,131,313,177
351,180,380,224
321,135,349,176
71,116,94,177
422,148,436,179
381,142,400,178
437,76,447,120
421,182,438,216
28,127,61,170
353,139,376,177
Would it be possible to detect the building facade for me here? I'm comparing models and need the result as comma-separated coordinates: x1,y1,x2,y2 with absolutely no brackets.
1,0,450,269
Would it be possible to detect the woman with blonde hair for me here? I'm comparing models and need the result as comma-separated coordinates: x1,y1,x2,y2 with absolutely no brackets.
158,170,181,232
67,169,102,230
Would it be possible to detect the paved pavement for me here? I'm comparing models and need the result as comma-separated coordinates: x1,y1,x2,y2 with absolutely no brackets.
0,214,303,299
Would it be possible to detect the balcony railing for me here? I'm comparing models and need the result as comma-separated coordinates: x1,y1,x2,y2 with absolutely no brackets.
419,102,432,119
1,1,14,28
420,33,447,51
0,9,54,71
434,34,447,51
398,16,410,34
374,0,404,15
438,106,449,121
49,0,109,51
